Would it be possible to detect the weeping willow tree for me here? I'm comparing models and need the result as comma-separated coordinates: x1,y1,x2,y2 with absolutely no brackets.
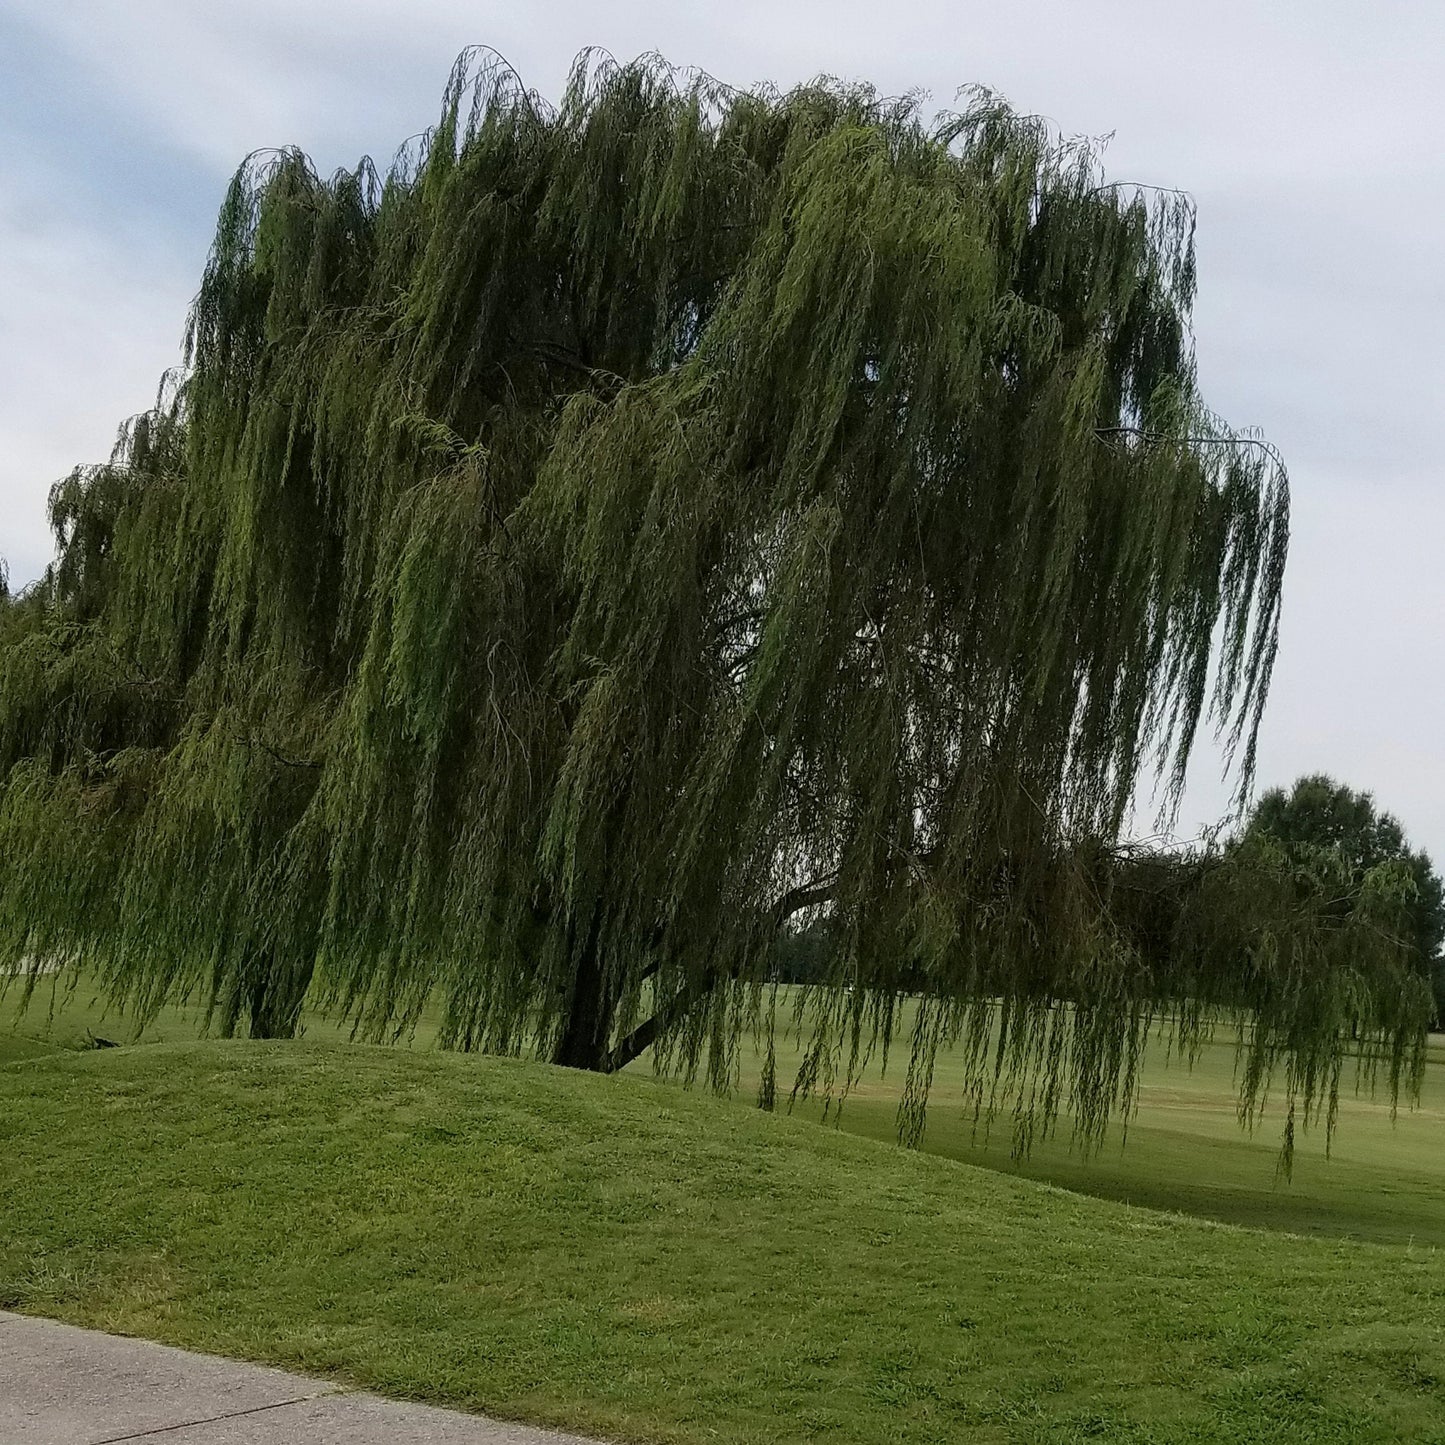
0,48,1429,1155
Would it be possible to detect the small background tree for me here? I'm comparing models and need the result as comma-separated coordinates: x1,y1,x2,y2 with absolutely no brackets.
1243,774,1444,1024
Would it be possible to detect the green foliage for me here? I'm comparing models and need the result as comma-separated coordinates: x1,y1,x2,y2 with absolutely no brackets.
774,920,835,985
0,48,1418,1155
1240,774,1445,1034
1102,835,1431,1167
1244,774,1445,966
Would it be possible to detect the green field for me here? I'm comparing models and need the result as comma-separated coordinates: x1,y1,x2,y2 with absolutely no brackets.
6,972,1443,1248
753,1024,1445,1248
5,972,1445,1441
4,1040,1445,1444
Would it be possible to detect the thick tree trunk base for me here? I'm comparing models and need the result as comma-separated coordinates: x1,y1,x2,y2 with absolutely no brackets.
244,955,314,1041
551,931,616,1072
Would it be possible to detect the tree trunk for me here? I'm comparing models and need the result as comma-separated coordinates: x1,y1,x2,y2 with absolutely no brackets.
552,928,617,1071
245,954,314,1040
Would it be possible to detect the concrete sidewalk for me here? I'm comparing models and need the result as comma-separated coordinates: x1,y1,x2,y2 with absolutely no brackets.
0,1312,602,1443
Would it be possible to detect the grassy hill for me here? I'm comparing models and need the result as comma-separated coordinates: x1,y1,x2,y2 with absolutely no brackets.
3,1041,1444,1443
7,972,1445,1246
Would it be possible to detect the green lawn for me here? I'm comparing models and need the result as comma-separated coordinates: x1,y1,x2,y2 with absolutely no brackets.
741,1022,1445,1247
6,970,1445,1247
3,1040,1445,1445
0,969,387,1061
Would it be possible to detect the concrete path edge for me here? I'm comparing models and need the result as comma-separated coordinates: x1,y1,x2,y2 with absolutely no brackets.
0,1310,605,1444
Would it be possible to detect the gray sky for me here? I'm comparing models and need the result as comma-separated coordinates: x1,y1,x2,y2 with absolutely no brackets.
2,0,1441,857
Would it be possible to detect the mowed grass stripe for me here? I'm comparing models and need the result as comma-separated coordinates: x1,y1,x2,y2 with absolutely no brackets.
2,1042,1444,1444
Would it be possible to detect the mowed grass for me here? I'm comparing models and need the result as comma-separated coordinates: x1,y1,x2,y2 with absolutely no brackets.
6,970,1445,1247
3,1041,1445,1445
733,1023,1445,1248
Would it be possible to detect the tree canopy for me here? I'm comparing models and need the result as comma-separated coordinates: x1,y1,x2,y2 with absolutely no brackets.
1243,775,1444,1022
0,48,1426,1155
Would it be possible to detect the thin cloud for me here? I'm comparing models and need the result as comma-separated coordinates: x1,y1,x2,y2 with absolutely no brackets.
0,167,193,586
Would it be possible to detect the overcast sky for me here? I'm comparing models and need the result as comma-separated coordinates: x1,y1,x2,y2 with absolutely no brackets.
2,0,1441,857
